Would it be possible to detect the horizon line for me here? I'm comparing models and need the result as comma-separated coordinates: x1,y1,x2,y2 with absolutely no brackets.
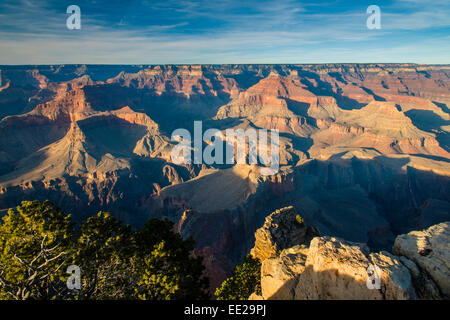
1,62,450,67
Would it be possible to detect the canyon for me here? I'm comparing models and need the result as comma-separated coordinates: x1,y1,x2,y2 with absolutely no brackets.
0,64,449,292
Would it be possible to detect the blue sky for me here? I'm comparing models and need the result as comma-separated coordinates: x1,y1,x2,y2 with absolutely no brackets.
0,0,449,64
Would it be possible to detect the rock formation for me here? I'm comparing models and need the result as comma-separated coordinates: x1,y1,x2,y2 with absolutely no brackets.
259,245,309,300
393,222,450,298
295,237,416,300
250,210,449,300
0,64,449,292
250,206,319,261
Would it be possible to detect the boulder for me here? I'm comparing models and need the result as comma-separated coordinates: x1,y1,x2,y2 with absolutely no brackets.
369,251,417,300
250,206,319,261
398,255,442,299
294,237,416,300
260,245,309,300
393,222,450,298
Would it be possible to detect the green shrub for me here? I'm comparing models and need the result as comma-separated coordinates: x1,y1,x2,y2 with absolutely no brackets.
215,254,261,300
295,214,304,225
0,200,209,300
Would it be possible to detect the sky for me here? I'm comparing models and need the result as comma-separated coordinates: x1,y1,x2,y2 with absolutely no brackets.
0,0,449,65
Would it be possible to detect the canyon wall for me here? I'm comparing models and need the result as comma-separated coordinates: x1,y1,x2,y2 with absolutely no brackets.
0,64,449,290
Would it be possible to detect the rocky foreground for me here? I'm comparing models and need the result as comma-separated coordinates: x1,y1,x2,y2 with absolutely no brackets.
249,207,449,300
